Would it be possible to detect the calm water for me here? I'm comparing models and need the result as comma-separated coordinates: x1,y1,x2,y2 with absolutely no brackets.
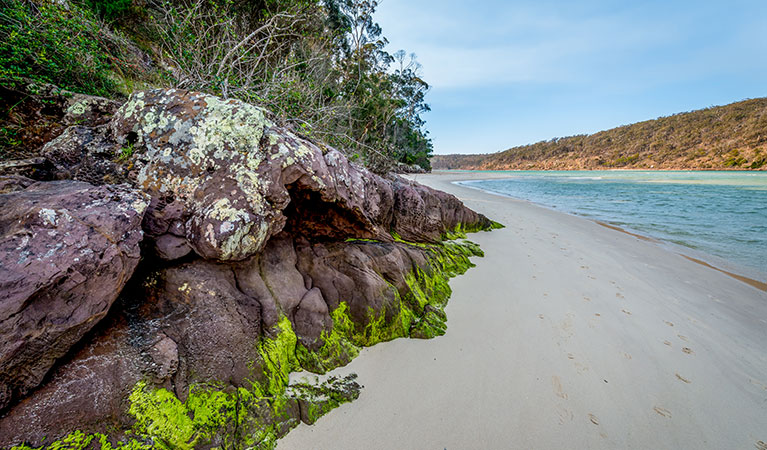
460,171,767,274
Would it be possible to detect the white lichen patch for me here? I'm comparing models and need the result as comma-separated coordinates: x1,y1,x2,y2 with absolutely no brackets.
131,197,149,215
206,198,250,223
219,221,235,234
66,100,89,116
38,208,58,226
120,95,146,120
41,243,64,260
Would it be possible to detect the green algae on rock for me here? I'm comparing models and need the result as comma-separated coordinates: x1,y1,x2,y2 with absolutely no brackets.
121,316,361,450
0,88,500,449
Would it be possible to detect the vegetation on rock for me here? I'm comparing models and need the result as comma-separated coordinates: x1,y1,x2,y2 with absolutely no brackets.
0,0,434,171
5,237,487,450
433,98,767,171
0,63,501,449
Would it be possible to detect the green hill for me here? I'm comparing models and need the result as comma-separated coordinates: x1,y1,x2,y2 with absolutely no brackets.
432,98,767,170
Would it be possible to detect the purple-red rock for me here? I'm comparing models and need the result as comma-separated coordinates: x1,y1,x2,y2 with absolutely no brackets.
0,88,497,447
0,179,148,411
107,89,489,261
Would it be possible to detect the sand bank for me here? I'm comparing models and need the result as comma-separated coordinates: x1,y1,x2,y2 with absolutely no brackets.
277,171,767,450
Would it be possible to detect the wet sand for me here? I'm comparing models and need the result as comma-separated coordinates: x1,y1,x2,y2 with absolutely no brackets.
277,171,767,450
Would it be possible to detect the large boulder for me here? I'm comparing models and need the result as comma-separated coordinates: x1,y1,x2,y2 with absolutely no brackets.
107,89,489,262
110,89,299,261
0,88,498,448
0,178,148,411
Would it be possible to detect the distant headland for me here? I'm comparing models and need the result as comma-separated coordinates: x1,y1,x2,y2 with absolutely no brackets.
433,98,767,171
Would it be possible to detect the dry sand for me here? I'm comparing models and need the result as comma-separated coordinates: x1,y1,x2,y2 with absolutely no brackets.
277,171,767,450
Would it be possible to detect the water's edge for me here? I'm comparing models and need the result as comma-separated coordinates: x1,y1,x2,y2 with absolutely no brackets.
453,174,767,290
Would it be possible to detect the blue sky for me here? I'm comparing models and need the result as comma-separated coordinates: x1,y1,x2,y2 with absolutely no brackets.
374,0,767,155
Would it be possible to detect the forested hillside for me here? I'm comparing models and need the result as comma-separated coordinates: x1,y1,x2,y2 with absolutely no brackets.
433,98,767,170
0,0,433,171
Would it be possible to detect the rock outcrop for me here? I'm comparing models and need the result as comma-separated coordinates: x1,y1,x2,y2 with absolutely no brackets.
0,88,499,449
0,178,148,412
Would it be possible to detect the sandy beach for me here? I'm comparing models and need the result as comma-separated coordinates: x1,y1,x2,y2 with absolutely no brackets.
277,171,767,450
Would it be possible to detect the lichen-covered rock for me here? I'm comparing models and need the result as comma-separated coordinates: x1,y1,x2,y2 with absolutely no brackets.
61,92,122,127
0,179,148,412
110,89,284,261
0,88,500,449
106,89,490,261
41,125,130,184
0,82,122,178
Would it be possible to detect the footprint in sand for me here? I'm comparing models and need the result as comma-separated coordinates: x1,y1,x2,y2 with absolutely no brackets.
616,292,625,299
663,340,672,347
755,440,767,450
653,406,672,418
574,362,590,374
556,405,574,424
675,373,691,384
538,314,545,320
567,353,575,360
588,414,599,425
621,309,632,316
594,313,601,317
664,321,674,327
552,376,568,399
622,352,632,360
580,265,589,269
588,275,597,280
682,347,694,355
677,334,689,342
583,296,592,302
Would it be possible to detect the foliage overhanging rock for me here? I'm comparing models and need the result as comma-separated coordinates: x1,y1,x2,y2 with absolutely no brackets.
0,89,499,449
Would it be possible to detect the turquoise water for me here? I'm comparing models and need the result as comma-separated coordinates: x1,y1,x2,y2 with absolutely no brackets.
460,171,767,274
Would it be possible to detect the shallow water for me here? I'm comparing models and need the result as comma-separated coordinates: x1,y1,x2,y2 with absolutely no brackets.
459,171,767,273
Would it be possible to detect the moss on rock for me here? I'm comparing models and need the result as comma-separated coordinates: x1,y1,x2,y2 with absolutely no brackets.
6,235,489,450
302,237,485,357
296,303,360,374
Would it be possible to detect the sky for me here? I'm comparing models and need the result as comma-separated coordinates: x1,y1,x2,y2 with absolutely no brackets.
373,0,767,155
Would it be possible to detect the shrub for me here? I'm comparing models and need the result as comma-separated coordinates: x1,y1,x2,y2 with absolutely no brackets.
0,0,117,96
78,0,135,22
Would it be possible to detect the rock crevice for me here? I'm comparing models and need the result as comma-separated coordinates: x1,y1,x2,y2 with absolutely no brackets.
0,88,499,449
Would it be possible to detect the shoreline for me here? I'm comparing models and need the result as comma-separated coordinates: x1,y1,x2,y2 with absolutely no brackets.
450,170,767,289
434,167,767,172
278,171,767,450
